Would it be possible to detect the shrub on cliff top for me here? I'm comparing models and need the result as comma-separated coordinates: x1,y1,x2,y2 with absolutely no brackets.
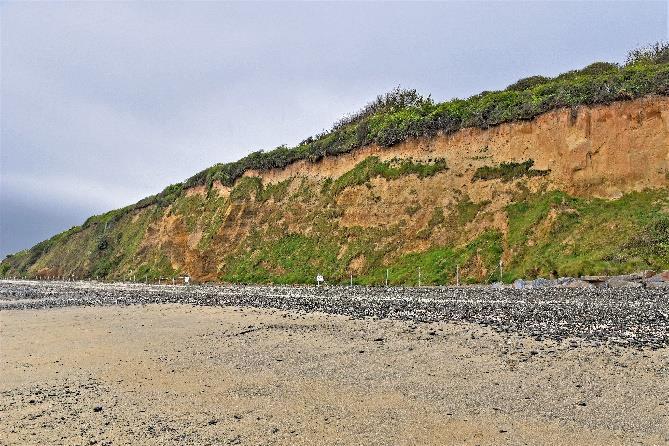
626,41,669,66
506,75,551,91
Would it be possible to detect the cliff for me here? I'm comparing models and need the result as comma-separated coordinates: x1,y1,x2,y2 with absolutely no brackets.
3,64,669,284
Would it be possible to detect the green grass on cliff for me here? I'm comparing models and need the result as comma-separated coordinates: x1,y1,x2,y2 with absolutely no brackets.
221,234,341,284
214,186,669,285
332,156,448,194
473,160,549,182
3,186,669,284
505,189,669,279
362,231,504,286
2,204,166,280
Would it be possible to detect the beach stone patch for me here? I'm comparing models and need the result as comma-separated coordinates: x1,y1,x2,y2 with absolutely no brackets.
1,279,668,349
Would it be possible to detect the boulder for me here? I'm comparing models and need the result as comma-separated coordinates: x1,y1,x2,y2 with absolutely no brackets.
556,277,573,285
563,279,594,288
513,279,525,289
531,278,552,288
638,270,657,279
611,271,659,282
581,275,607,283
646,271,669,283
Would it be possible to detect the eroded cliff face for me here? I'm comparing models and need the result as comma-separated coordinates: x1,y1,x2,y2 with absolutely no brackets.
254,96,669,197
4,97,669,284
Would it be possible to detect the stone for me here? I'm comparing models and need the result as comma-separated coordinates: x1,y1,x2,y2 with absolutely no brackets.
2,278,668,349
581,275,607,283
646,271,669,283
638,270,657,279
605,278,643,288
531,278,552,288
564,279,594,288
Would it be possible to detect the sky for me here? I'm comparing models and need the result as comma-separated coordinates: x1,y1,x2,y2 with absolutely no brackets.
1,1,668,257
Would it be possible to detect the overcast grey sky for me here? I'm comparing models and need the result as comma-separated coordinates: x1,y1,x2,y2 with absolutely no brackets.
1,1,667,257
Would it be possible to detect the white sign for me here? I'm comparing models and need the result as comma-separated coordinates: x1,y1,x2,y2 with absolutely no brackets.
316,274,324,285
184,276,190,284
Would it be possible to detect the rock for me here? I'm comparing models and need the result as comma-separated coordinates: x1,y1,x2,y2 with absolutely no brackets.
599,274,633,282
638,270,657,279
93,406,103,412
564,279,594,288
577,401,587,406
581,275,607,283
512,279,525,289
646,271,669,283
605,278,643,288
531,278,552,288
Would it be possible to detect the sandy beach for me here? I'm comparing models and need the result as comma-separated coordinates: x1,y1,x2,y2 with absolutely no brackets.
1,302,668,445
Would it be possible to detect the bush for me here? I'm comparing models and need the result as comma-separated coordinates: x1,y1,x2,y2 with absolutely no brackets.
626,41,669,66
578,61,620,75
332,86,433,131
506,75,551,91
